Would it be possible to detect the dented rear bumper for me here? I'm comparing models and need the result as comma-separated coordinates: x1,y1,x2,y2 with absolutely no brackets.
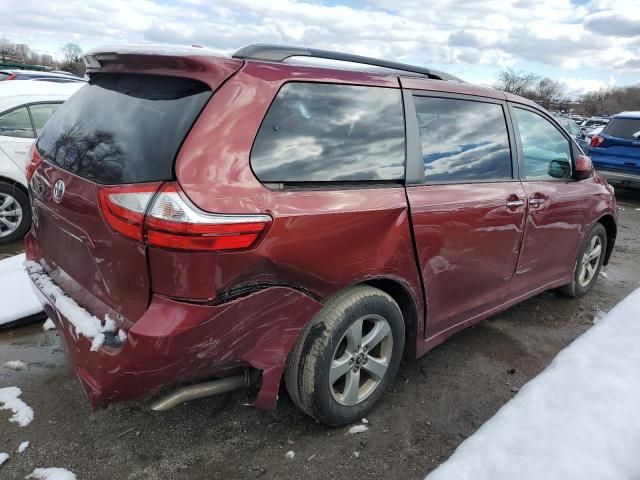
25,247,322,409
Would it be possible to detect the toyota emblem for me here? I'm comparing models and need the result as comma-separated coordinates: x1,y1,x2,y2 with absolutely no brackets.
53,179,65,202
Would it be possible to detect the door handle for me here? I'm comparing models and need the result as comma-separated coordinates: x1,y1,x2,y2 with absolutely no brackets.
506,199,525,208
529,198,545,207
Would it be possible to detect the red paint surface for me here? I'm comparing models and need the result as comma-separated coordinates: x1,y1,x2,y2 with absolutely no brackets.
26,53,617,410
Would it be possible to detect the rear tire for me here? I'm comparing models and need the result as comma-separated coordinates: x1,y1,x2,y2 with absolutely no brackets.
558,223,607,298
285,285,404,426
0,182,31,245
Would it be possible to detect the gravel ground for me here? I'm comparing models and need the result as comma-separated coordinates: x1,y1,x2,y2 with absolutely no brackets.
1,189,639,480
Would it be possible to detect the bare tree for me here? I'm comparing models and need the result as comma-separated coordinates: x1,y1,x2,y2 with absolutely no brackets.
61,42,82,65
494,67,539,96
0,38,12,61
532,78,562,110
60,42,85,76
580,86,640,116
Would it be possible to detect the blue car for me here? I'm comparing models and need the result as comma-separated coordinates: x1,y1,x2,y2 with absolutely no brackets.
587,111,640,189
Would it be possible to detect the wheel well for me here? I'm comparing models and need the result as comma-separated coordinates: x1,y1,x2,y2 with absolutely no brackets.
361,278,419,359
0,176,28,196
597,214,616,266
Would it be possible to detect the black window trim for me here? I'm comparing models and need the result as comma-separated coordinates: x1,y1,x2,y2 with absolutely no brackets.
404,90,519,187
249,79,408,190
507,102,581,183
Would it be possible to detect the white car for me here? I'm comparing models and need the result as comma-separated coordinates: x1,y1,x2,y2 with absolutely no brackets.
0,80,83,243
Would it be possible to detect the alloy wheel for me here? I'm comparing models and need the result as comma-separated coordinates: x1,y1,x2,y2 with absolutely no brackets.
0,192,23,238
330,314,393,406
578,235,602,288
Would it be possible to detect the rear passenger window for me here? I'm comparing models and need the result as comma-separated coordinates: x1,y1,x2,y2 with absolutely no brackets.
514,108,572,180
414,96,512,182
29,103,61,135
603,118,640,140
251,83,405,182
0,107,35,138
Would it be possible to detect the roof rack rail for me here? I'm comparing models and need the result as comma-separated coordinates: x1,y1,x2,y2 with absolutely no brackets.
232,43,463,82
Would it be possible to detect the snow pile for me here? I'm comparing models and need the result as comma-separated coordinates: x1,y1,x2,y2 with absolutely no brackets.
26,468,77,480
18,441,29,453
42,319,56,331
0,254,43,326
24,261,126,351
285,450,295,459
4,360,28,371
426,287,640,480
0,387,34,427
348,424,369,434
0,452,8,466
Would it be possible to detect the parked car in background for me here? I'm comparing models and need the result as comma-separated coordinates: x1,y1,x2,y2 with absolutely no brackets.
0,80,83,243
554,115,582,142
580,116,609,134
0,69,86,83
25,44,617,426
587,111,640,189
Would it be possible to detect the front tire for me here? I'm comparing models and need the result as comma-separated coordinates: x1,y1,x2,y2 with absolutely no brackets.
285,285,404,426
558,222,607,298
0,182,31,244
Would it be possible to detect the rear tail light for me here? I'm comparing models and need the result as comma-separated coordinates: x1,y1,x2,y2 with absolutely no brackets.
98,182,271,251
98,183,161,241
26,144,43,181
590,135,604,147
5,73,17,80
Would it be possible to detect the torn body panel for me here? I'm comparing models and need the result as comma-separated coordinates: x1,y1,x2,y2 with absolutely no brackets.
28,260,321,408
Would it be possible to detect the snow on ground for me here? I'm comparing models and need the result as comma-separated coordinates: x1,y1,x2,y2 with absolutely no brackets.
0,254,43,326
0,386,34,427
24,261,125,351
18,441,29,453
347,424,369,434
26,468,77,480
426,287,640,480
42,318,56,331
4,360,28,371
0,452,8,466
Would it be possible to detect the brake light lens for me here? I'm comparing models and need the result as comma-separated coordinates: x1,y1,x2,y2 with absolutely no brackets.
6,73,17,80
26,144,43,181
98,184,160,241
590,135,604,147
98,182,271,251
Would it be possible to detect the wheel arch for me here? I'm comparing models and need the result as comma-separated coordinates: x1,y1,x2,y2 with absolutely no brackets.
0,175,29,196
360,277,420,359
597,214,616,266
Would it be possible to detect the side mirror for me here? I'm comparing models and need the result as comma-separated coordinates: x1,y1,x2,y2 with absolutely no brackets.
548,159,571,179
573,154,594,180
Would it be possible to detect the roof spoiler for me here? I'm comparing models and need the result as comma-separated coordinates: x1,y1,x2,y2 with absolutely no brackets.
81,44,231,74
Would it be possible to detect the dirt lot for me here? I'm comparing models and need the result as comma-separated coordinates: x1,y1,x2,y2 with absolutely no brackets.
2,189,640,480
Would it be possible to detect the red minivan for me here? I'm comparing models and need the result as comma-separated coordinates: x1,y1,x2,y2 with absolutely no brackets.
25,44,617,425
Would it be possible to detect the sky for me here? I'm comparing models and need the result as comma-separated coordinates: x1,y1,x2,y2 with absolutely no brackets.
2,0,638,97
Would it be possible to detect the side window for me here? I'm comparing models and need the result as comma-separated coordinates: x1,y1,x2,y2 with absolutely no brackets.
0,107,35,138
413,96,512,182
251,82,405,182
514,108,572,180
29,103,61,135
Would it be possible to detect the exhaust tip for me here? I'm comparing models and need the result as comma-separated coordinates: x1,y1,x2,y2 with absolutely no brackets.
150,373,248,411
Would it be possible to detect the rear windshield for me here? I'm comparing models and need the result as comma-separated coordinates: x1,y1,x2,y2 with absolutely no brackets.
37,74,211,184
603,118,640,140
